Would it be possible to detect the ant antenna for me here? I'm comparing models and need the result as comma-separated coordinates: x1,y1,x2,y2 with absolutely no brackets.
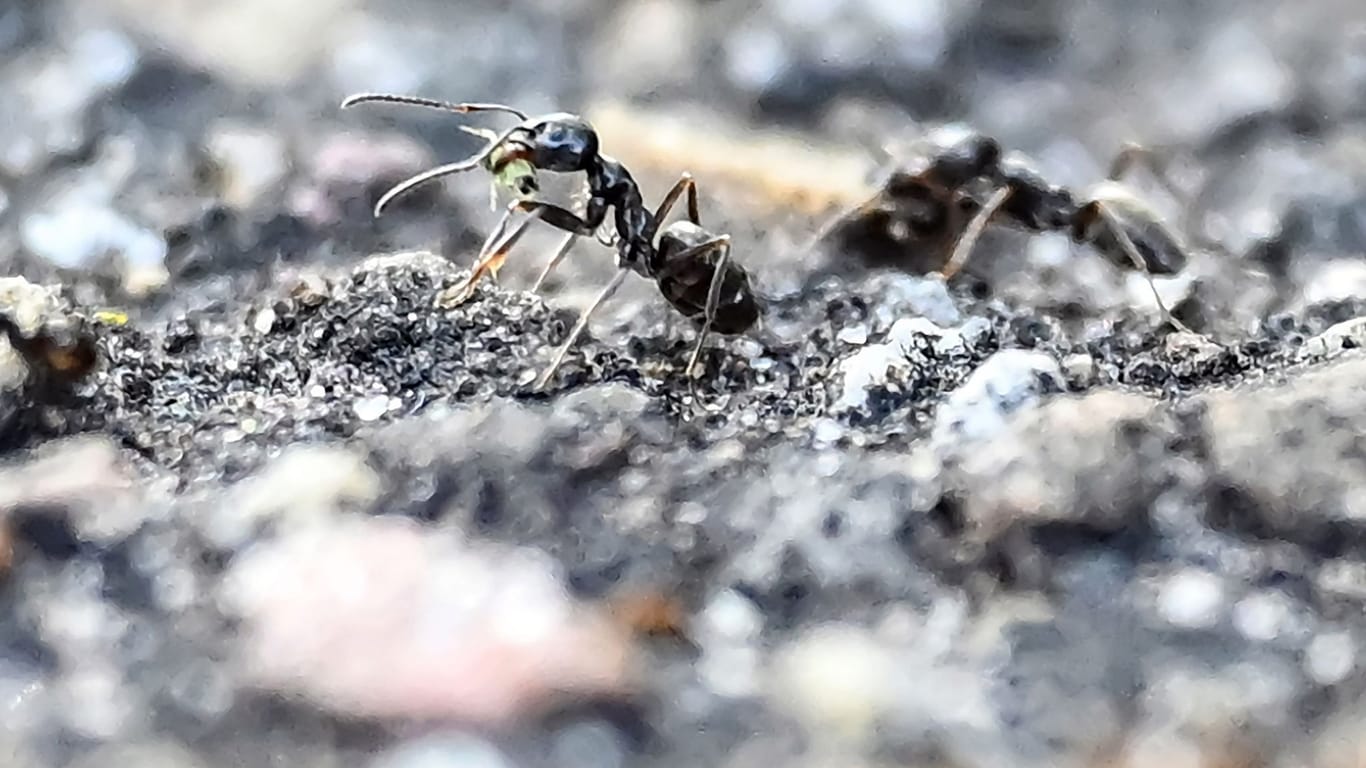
372,122,527,217
340,93,529,120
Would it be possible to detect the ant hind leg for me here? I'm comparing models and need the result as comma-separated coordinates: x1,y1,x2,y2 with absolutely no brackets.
1108,142,1223,254
1092,202,1208,340
653,172,701,226
678,236,734,379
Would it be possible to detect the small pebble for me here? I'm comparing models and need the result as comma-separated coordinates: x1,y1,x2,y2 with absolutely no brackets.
931,349,1063,451
1157,569,1225,630
836,325,869,345
1061,353,1097,388
769,623,898,745
353,394,390,422
1231,591,1295,643
252,307,277,335
1306,631,1356,685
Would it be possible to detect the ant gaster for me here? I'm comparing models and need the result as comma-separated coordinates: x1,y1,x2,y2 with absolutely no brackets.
827,124,1202,335
341,93,760,390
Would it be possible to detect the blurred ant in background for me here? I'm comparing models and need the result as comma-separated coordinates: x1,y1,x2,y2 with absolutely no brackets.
822,125,1209,335
342,93,761,391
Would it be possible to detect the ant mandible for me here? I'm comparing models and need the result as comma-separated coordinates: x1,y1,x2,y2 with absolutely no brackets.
340,93,761,391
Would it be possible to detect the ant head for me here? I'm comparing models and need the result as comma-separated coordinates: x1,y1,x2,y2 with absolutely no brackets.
504,114,600,174
913,124,1002,189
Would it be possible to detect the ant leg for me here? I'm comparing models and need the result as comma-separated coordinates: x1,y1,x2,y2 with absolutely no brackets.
1108,142,1221,252
806,190,887,252
652,172,700,225
530,232,579,293
512,199,602,237
1092,202,1203,338
437,206,546,307
939,186,1012,279
1107,143,1185,194
534,267,631,391
680,236,733,378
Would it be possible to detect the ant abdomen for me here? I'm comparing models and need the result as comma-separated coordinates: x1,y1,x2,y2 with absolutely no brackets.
655,222,760,335
1075,181,1189,275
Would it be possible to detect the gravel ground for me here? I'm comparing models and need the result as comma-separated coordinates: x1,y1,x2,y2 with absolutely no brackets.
4,1,1366,766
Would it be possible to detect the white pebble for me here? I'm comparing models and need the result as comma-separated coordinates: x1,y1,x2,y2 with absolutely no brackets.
931,349,1063,450
1306,631,1355,685
353,394,390,422
252,307,276,334
1157,569,1225,630
769,623,898,743
832,342,914,412
812,418,843,445
1231,591,1293,642
699,589,763,643
836,325,868,345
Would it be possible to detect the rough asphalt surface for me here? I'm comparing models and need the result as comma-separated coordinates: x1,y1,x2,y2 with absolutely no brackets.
4,0,1366,766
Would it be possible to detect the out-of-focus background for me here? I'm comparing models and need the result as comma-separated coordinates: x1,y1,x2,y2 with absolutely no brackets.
5,0,1366,767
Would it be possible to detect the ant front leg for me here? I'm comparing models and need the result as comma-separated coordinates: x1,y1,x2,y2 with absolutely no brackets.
438,203,548,307
532,181,610,293
516,198,605,236
438,197,606,307
939,186,1012,279
653,172,701,226
519,197,613,292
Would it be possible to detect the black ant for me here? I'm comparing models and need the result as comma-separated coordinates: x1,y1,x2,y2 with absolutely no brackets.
823,125,1204,335
340,93,761,391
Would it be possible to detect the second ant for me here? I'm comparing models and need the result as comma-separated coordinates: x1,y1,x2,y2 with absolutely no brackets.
821,124,1208,336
